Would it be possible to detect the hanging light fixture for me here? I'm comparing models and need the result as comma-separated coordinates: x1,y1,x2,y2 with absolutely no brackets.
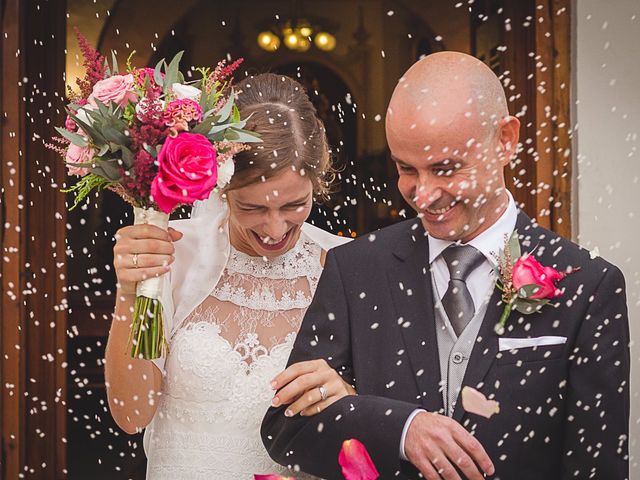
257,31,281,52
257,19,336,53
314,32,336,51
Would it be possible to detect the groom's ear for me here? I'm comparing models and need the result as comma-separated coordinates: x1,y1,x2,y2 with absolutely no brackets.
497,115,520,166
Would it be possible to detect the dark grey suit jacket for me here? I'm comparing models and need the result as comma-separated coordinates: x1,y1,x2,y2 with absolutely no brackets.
261,213,630,479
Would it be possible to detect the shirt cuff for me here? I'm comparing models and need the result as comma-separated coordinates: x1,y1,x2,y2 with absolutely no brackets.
399,408,427,461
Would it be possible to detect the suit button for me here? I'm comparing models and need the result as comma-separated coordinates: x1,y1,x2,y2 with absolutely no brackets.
452,352,464,364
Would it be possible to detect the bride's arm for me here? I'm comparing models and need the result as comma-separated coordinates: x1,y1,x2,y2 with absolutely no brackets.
105,224,179,434
105,290,162,434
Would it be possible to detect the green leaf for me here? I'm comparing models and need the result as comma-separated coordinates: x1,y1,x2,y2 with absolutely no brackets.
154,58,165,87
90,158,122,181
67,111,106,145
97,144,109,156
216,92,235,123
120,146,135,168
143,143,159,158
231,104,241,123
508,230,521,263
206,120,247,135
513,298,549,315
163,51,184,95
224,127,262,143
55,127,88,147
61,173,114,211
111,51,119,74
190,115,216,134
102,126,130,145
518,284,541,298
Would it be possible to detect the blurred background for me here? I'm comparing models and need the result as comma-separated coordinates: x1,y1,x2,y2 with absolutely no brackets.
0,0,638,478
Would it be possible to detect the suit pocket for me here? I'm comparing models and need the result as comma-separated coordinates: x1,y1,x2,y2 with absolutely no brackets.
496,343,566,365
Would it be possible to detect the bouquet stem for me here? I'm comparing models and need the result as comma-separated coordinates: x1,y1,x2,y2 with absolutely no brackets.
127,207,171,360
129,296,168,359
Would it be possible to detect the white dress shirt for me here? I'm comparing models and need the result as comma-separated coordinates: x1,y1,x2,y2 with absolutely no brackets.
399,192,518,460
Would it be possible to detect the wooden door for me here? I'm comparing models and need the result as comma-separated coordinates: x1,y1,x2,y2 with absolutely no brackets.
1,0,68,478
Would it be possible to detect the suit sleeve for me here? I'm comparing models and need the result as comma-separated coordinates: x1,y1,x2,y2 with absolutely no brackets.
561,265,630,479
261,249,419,479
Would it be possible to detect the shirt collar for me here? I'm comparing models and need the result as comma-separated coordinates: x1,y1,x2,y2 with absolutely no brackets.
428,191,518,266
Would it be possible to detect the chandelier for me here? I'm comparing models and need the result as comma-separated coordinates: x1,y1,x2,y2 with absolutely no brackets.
258,19,337,53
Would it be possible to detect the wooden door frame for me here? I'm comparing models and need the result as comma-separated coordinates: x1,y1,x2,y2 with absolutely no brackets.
1,0,67,478
473,0,572,238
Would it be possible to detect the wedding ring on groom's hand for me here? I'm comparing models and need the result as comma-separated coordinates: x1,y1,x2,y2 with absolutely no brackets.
318,385,327,401
132,253,139,268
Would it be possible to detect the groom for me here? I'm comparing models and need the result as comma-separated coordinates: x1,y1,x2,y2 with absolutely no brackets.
262,52,629,479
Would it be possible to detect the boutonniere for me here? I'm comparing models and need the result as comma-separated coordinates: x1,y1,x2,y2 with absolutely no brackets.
493,231,578,335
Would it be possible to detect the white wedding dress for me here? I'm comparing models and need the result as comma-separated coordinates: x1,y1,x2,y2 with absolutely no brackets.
144,232,323,479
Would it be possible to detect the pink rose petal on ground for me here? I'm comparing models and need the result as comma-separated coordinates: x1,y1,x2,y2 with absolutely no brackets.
461,386,500,419
339,439,379,480
254,475,295,480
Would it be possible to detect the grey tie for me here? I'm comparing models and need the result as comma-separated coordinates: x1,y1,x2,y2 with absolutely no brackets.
441,245,485,336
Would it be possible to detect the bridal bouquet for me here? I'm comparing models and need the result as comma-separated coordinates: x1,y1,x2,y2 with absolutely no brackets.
49,29,260,359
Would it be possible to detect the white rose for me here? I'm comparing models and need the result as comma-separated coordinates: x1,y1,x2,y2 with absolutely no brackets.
171,83,201,101
216,156,235,188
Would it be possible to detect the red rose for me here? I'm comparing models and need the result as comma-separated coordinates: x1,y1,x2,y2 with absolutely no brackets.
150,132,218,213
512,255,566,300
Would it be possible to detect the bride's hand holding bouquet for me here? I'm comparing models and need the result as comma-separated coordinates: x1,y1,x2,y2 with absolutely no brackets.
49,29,259,359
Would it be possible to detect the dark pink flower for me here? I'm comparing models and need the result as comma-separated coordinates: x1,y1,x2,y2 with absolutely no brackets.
132,67,160,89
163,98,203,133
512,255,566,299
151,132,218,213
338,439,379,480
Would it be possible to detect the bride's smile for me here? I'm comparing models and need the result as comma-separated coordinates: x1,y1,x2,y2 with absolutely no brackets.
227,168,314,258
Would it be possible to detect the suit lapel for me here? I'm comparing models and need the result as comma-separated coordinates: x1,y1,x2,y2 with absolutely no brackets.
387,220,444,413
452,212,535,422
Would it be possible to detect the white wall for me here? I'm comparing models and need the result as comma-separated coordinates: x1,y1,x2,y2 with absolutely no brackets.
574,0,640,475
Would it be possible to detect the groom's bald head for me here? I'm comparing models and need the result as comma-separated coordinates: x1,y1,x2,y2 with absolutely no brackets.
386,51,519,243
386,51,509,143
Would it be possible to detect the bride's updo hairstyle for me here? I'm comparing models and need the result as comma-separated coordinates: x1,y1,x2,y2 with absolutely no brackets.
226,73,335,200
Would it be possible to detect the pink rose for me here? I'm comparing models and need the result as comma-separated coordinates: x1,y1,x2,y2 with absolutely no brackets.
88,74,138,108
65,143,94,177
338,439,379,480
65,115,77,131
133,68,163,92
151,132,218,213
512,255,566,299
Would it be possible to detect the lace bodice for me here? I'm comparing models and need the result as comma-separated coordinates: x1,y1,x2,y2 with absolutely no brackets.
144,233,322,479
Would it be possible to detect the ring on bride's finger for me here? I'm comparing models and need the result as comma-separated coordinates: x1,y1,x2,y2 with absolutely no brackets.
318,385,327,401
132,253,139,268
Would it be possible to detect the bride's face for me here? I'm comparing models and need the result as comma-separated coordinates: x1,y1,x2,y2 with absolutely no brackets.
227,168,314,258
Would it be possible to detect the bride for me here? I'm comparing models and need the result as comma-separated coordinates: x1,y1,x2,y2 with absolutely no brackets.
105,73,356,478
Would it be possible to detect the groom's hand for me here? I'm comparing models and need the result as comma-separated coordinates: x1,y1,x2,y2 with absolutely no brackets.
405,411,494,480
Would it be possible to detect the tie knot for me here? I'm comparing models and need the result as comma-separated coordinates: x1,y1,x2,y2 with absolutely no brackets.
441,245,485,280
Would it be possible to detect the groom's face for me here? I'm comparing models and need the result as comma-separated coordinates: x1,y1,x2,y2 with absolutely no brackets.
387,114,509,243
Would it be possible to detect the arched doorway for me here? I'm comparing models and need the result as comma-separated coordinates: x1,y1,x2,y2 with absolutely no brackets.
274,61,358,235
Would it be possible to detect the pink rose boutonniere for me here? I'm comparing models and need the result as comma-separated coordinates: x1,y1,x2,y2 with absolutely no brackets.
494,231,578,335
